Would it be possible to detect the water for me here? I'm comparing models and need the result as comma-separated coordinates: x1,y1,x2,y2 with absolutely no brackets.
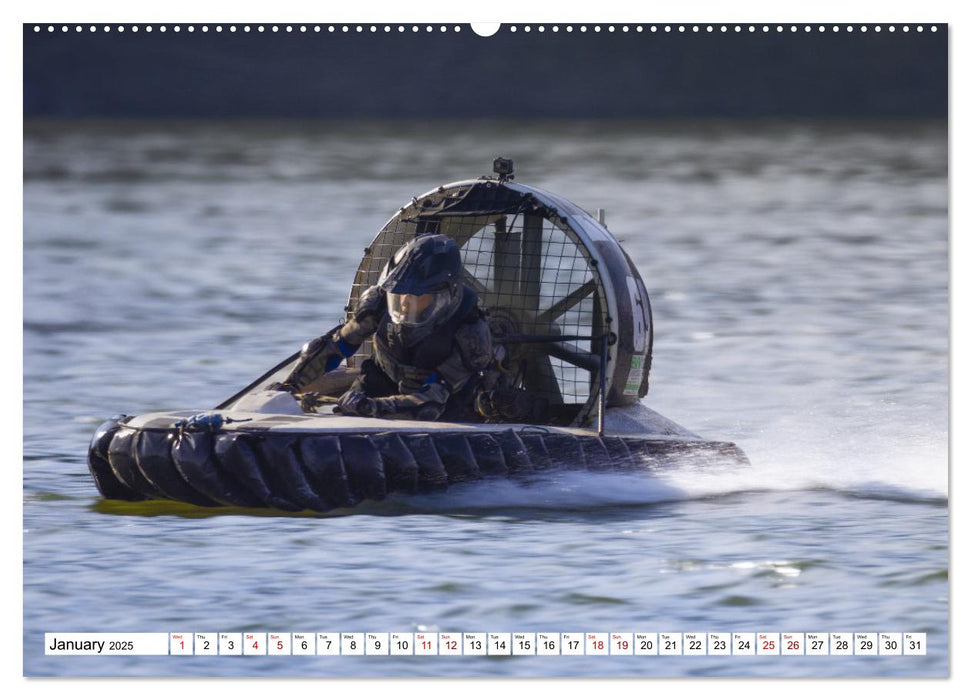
22,120,948,677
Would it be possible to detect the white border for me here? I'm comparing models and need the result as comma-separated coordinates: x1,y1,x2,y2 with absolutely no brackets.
10,1,961,698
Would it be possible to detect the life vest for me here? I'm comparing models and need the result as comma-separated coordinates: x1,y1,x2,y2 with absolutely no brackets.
372,286,483,387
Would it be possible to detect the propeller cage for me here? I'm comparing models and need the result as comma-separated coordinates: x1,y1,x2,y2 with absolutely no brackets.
347,179,653,427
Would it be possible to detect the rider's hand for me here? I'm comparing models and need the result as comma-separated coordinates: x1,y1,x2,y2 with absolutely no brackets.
336,390,377,417
266,381,295,394
298,392,324,413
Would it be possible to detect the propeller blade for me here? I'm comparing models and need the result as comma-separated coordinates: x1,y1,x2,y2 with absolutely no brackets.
535,278,597,327
546,341,601,374
521,214,544,314
492,215,521,304
522,353,564,404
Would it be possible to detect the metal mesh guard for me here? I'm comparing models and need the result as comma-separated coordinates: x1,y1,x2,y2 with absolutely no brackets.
348,184,608,425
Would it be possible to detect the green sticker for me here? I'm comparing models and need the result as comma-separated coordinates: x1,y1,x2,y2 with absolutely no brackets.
624,355,646,395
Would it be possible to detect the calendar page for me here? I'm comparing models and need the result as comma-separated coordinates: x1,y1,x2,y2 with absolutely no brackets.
20,0,950,684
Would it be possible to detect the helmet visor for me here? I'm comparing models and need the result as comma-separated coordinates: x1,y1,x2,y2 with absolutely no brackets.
387,290,452,327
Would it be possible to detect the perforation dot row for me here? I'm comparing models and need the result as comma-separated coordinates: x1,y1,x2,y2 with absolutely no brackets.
34,25,464,34
32,24,940,34
506,24,936,34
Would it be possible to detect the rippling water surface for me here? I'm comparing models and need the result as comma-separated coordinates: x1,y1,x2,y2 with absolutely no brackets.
23,120,948,677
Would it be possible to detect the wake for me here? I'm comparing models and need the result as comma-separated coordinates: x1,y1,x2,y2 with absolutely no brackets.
362,415,948,513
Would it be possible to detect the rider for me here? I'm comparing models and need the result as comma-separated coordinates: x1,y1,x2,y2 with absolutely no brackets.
272,234,494,421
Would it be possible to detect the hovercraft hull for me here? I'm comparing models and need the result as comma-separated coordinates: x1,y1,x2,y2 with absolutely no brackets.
87,407,748,513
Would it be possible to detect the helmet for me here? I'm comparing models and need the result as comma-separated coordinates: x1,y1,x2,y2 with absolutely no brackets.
379,234,463,295
379,235,464,328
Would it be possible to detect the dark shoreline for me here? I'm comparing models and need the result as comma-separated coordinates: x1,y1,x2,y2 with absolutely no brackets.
24,24,947,120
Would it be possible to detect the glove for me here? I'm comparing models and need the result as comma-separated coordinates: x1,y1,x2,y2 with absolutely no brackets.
298,392,324,413
335,390,378,417
266,381,296,394
475,387,549,423
397,366,437,394
280,332,359,393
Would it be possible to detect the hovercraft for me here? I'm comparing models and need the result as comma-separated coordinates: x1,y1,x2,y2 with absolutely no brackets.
87,159,748,512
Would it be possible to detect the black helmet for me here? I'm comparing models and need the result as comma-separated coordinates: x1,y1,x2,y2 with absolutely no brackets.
378,234,463,295
379,234,465,328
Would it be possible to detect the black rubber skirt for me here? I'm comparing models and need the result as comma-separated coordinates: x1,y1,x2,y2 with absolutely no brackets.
87,416,748,512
